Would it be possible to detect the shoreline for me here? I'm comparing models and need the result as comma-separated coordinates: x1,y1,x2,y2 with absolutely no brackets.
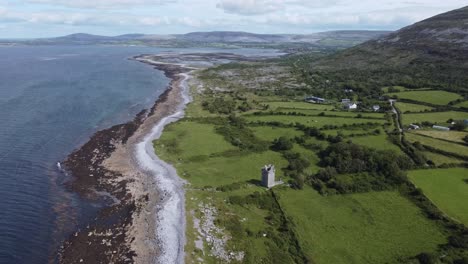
58,56,192,263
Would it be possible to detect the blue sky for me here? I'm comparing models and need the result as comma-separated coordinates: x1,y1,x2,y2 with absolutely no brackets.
0,0,466,38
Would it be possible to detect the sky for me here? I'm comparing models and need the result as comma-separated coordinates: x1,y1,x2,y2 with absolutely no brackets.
0,0,466,38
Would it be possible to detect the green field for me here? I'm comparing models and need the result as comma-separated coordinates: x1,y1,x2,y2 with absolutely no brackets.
395,102,434,113
266,101,333,111
250,126,303,141
274,108,385,119
405,132,468,157
387,90,462,105
402,111,468,125
277,188,447,264
423,151,465,165
455,101,468,108
350,134,402,152
414,130,468,143
409,168,468,225
245,114,386,127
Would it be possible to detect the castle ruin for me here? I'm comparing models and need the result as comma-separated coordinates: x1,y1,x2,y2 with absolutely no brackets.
261,165,276,188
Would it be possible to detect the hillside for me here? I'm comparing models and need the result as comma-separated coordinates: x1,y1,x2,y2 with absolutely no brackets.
306,6,468,93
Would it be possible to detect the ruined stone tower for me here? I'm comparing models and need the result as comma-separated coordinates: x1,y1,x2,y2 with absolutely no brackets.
261,164,275,188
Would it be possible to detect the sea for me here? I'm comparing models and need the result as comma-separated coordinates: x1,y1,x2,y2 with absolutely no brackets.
0,45,280,263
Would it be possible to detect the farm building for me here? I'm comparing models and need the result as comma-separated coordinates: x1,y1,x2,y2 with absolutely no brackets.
373,105,381,111
432,125,450,131
305,96,326,104
343,102,358,110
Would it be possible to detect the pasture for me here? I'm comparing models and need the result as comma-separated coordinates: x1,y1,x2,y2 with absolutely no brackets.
265,101,334,111
405,133,468,157
423,151,465,165
350,134,402,152
413,130,468,144
402,111,467,125
276,188,447,264
409,168,468,226
244,114,387,127
395,102,434,113
387,90,462,105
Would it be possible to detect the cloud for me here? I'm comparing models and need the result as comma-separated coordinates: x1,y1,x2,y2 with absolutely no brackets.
26,0,176,9
216,0,279,15
216,0,342,15
0,6,207,28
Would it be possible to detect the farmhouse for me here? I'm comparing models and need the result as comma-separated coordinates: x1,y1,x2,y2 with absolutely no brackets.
343,102,358,110
373,105,381,111
305,96,326,104
433,125,450,131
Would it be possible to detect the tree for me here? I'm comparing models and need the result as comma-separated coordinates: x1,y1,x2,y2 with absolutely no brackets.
463,135,468,144
271,137,293,151
451,121,467,131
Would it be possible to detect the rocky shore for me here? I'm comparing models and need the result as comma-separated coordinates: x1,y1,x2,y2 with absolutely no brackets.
58,56,190,264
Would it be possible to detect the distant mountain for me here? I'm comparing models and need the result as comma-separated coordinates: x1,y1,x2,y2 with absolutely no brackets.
308,6,468,92
176,30,389,44
11,30,390,49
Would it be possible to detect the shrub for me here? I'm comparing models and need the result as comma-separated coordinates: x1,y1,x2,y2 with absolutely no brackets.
271,137,294,151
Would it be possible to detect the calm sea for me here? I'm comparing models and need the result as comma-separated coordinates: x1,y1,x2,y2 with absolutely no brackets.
0,45,172,264
0,45,279,263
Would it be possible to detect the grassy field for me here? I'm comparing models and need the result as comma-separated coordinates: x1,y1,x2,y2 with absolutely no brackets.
276,187,447,264
274,108,386,119
395,102,434,113
405,132,468,157
413,130,468,144
409,168,468,226
455,101,468,109
250,126,303,141
423,151,465,165
266,101,333,111
350,134,402,152
402,111,468,125
244,114,387,127
387,90,462,105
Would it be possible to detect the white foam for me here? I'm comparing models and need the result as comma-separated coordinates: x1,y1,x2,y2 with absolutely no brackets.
134,73,192,264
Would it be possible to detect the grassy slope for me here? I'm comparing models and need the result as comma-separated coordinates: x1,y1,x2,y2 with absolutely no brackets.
395,102,434,113
402,111,468,125
423,151,465,165
387,90,462,105
409,168,468,225
277,187,447,264
350,134,402,152
413,130,468,144
405,132,468,157
244,115,386,127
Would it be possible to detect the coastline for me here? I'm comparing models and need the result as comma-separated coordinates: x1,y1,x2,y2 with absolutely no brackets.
58,56,192,264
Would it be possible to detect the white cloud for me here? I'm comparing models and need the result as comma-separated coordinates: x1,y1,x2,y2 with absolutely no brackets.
216,0,342,15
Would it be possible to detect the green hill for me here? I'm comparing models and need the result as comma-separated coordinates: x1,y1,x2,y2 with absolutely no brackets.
304,6,468,94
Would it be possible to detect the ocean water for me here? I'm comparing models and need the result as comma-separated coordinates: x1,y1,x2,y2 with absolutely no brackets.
0,45,172,264
0,45,280,263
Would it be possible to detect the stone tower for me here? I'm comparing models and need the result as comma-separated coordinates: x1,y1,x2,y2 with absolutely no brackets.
261,165,275,188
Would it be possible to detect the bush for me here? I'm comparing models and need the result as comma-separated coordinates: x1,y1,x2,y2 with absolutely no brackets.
271,137,293,151
417,252,437,264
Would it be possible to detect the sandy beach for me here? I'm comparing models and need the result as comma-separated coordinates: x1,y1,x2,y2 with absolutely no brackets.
58,57,192,264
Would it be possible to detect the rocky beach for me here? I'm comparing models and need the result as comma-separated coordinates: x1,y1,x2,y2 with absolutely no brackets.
58,55,192,264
